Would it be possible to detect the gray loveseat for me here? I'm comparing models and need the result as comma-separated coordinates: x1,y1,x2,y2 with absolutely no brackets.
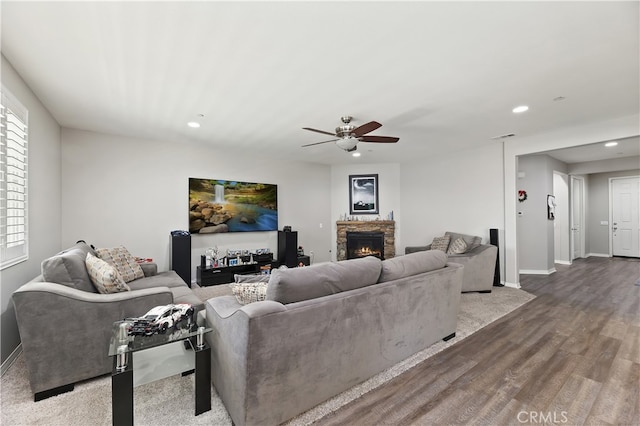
405,231,497,293
205,250,463,426
12,241,203,401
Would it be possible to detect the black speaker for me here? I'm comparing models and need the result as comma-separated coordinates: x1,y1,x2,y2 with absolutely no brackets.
490,228,503,287
278,230,298,268
171,231,191,287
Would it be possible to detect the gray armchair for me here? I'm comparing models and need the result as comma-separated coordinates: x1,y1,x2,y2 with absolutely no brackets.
405,231,497,293
12,241,202,401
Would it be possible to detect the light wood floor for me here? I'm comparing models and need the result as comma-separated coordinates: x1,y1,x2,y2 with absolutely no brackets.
315,256,640,426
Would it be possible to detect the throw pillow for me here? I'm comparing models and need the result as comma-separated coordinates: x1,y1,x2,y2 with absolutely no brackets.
234,273,270,284
85,253,130,294
95,246,144,283
430,235,451,252
229,282,269,305
447,237,468,254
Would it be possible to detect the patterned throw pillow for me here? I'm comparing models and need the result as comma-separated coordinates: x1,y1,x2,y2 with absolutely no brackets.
447,237,468,254
95,246,144,283
85,253,130,293
430,235,451,252
229,282,269,305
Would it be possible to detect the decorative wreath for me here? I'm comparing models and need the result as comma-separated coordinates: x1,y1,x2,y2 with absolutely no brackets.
518,190,528,202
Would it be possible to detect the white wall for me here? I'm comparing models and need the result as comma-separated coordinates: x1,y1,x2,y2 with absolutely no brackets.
516,154,568,274
1,55,62,365
400,143,505,280
61,129,333,282
330,163,401,261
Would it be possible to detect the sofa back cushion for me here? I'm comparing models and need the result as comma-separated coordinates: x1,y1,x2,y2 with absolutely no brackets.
41,241,97,292
445,231,482,251
378,250,448,283
266,256,382,304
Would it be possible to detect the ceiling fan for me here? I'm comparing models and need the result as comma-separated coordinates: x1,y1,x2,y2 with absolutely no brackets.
301,116,399,152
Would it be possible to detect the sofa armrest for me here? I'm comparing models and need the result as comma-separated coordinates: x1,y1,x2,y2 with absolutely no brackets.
12,281,174,394
404,244,431,254
446,244,497,292
447,243,494,259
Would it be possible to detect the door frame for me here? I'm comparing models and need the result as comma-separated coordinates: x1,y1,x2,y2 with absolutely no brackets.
570,175,586,260
609,175,640,257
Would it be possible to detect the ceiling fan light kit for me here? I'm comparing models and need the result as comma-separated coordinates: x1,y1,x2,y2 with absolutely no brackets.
302,116,399,152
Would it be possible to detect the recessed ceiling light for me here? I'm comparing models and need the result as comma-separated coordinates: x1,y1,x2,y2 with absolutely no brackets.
352,152,361,157
187,121,200,128
605,141,618,147
512,106,529,113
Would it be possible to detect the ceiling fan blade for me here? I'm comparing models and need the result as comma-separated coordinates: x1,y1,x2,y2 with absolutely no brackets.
302,127,337,137
301,139,339,147
359,135,399,143
352,121,382,137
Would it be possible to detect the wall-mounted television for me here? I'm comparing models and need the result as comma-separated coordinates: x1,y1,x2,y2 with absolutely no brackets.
189,178,278,233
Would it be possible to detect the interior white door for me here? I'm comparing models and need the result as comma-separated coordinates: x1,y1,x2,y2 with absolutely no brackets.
611,177,640,257
570,176,584,260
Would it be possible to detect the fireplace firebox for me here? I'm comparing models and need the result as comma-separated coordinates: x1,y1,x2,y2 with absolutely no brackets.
346,231,385,260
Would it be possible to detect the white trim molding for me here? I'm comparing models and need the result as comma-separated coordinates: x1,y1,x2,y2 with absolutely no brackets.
587,253,611,258
519,268,557,275
1,344,22,377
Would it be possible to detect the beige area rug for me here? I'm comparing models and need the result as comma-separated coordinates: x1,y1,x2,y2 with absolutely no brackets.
1,286,535,426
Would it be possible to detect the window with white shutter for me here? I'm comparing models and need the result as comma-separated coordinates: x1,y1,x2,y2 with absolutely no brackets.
1,86,29,269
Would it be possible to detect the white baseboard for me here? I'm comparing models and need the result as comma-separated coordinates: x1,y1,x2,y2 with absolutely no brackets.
1,344,22,377
586,253,610,258
555,260,571,265
519,268,556,275
503,281,521,289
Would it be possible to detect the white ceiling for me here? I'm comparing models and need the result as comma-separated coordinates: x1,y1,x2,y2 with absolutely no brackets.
1,1,639,166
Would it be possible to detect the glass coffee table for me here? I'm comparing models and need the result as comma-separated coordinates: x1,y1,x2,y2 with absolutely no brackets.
108,319,212,426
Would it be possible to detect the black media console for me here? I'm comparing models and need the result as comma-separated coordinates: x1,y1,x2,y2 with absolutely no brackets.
196,259,276,286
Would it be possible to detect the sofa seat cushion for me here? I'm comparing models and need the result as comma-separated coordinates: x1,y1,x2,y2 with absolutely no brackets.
127,270,188,290
267,256,382,304
41,241,97,293
378,250,448,283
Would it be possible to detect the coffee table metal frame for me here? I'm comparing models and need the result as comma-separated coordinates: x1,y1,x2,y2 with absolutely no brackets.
108,320,211,426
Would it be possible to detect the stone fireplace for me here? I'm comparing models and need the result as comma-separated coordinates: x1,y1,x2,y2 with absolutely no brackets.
336,220,395,261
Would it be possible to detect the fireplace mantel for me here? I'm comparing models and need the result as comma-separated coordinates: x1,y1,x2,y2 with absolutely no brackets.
336,220,395,261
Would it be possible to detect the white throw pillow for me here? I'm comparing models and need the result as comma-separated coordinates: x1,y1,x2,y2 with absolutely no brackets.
85,253,130,294
447,237,468,254
229,281,269,305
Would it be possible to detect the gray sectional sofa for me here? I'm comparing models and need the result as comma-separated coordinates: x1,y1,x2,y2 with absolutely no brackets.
205,250,463,426
405,231,498,293
12,241,203,400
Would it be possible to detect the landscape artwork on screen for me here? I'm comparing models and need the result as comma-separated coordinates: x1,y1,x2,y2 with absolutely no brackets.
189,178,278,233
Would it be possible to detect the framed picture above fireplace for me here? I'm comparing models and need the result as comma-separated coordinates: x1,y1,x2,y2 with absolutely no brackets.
349,174,379,215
